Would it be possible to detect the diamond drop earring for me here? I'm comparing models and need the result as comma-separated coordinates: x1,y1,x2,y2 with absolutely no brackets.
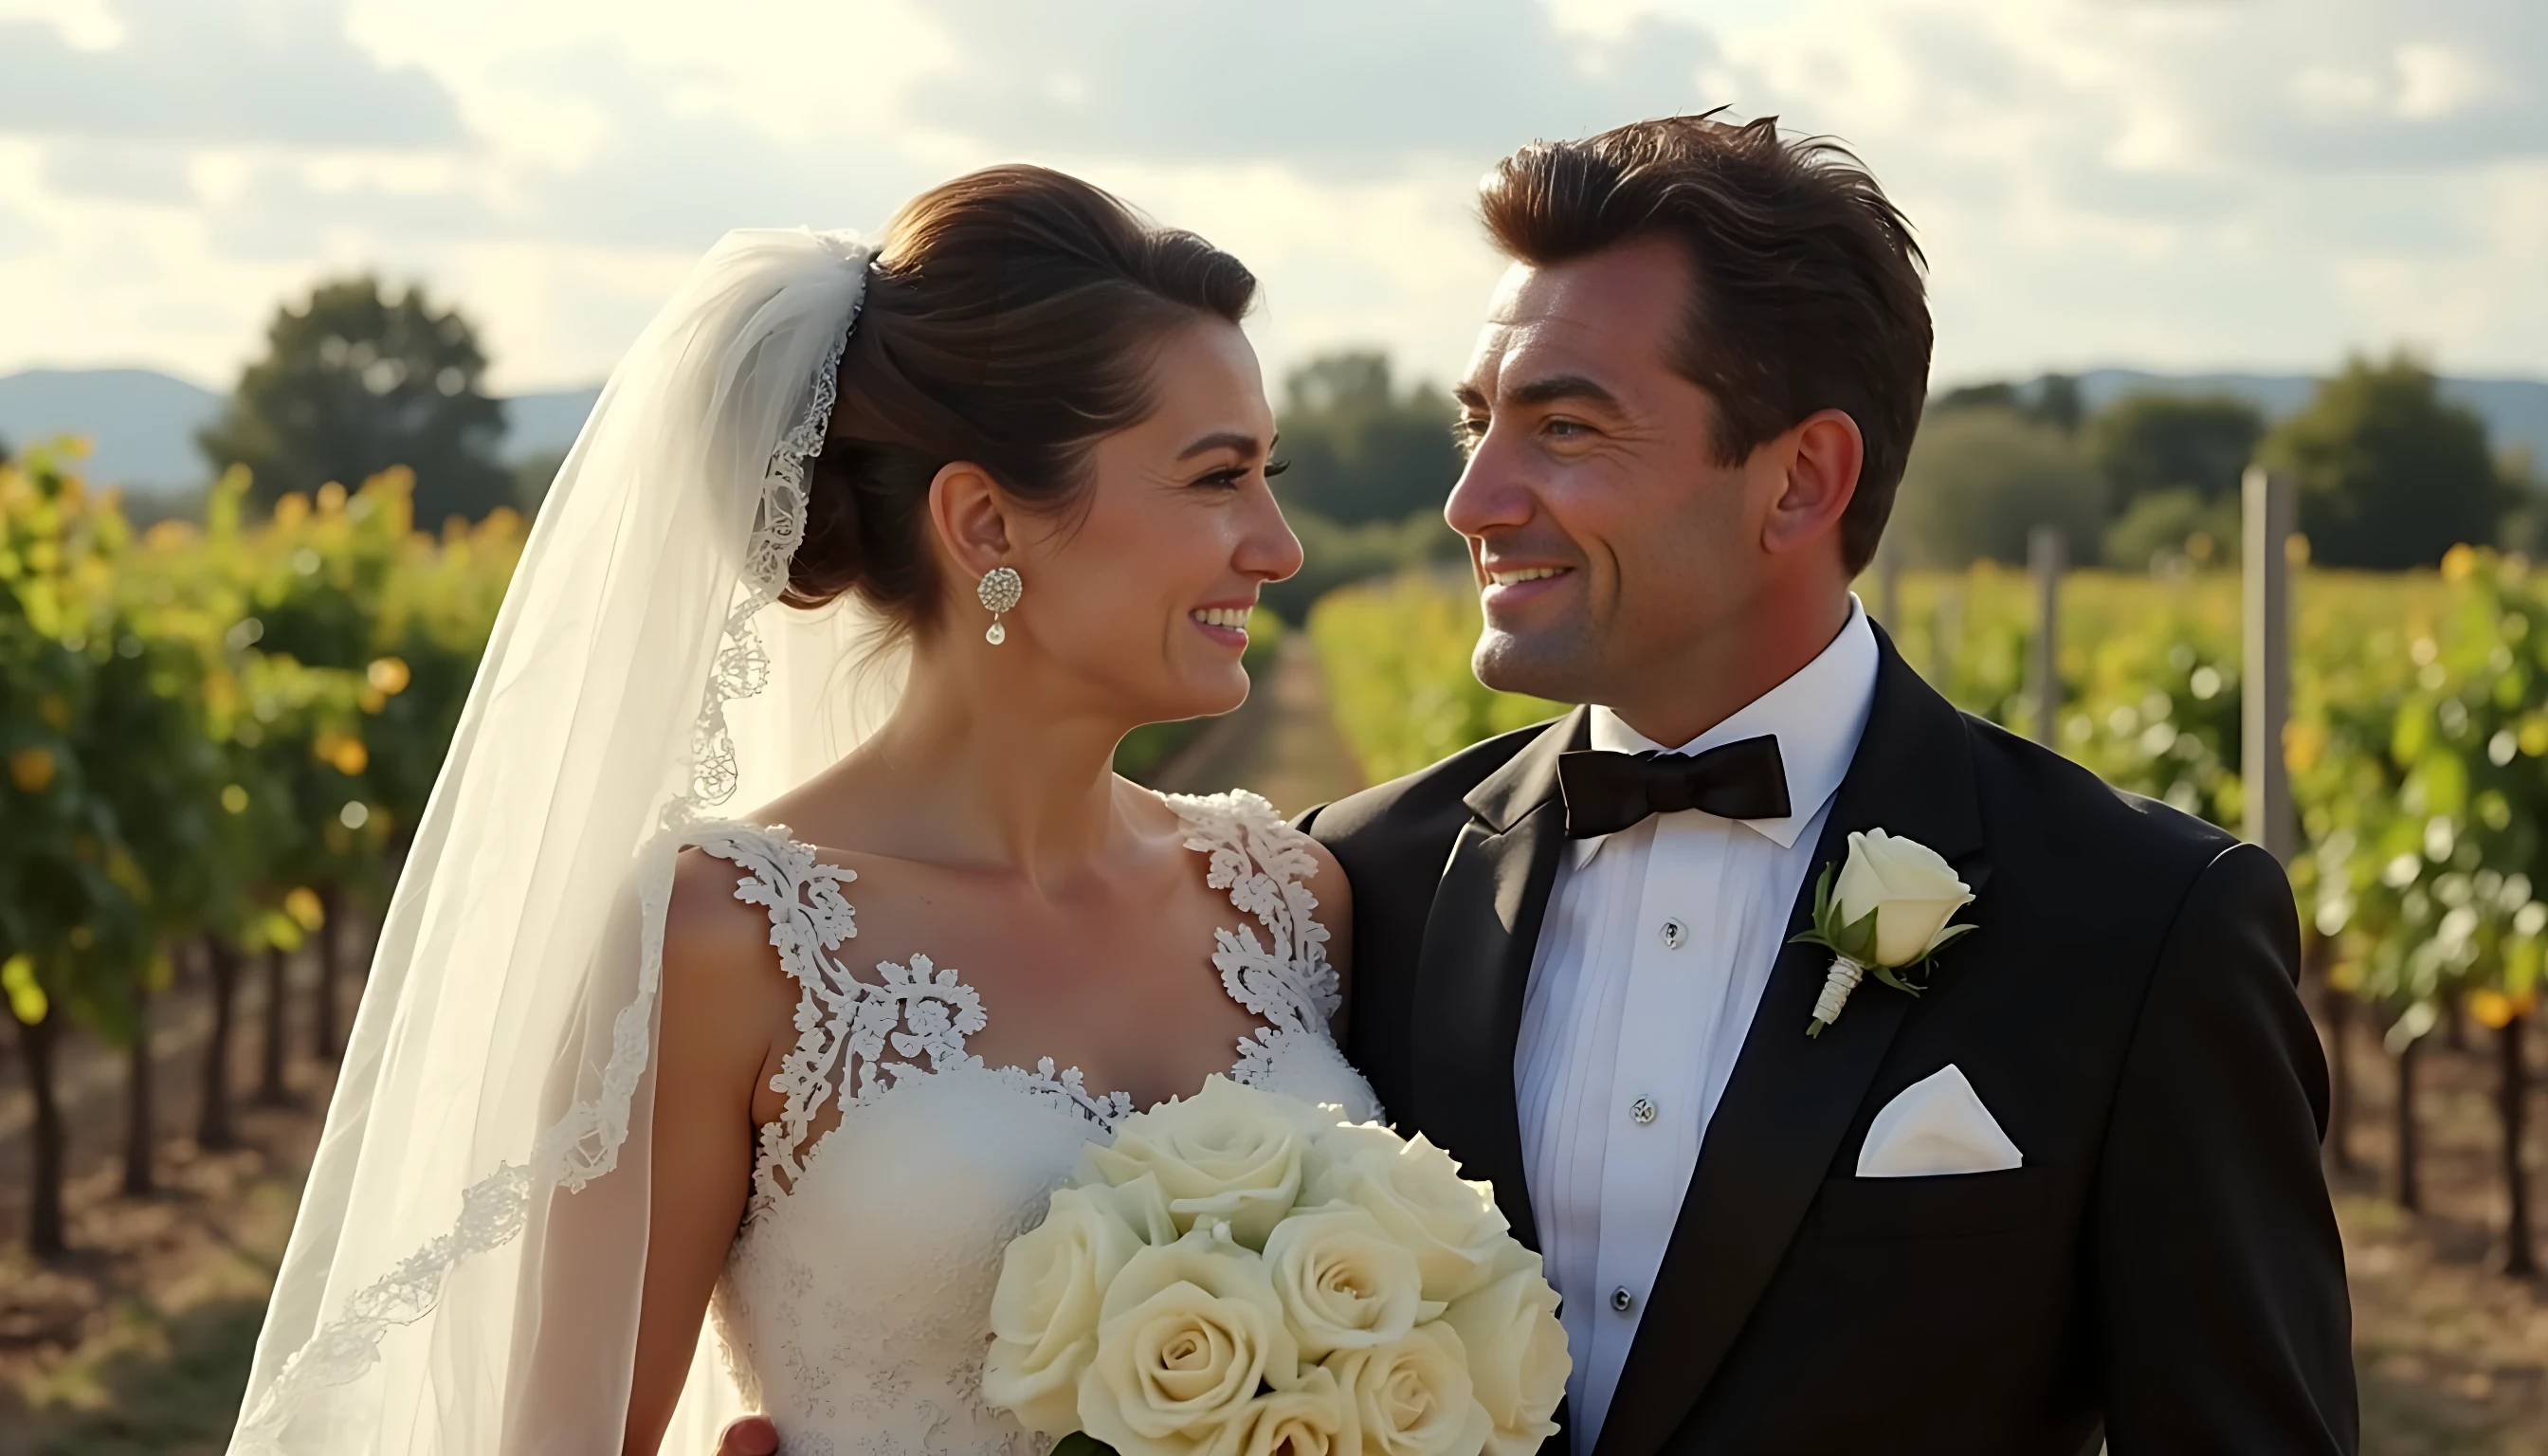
976,566,1022,645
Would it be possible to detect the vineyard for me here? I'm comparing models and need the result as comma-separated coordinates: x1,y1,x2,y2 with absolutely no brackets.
2,442,521,1261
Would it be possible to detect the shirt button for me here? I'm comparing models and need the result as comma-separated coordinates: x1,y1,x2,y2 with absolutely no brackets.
1611,1285,1635,1314
1629,1097,1658,1126
1660,919,1687,950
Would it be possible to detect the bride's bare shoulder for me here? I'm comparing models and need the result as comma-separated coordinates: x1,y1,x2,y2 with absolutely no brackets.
662,840,797,1013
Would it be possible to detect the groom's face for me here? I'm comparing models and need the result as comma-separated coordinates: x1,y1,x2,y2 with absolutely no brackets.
1447,235,1785,706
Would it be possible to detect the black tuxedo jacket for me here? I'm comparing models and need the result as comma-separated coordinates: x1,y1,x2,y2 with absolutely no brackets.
1301,630,2357,1456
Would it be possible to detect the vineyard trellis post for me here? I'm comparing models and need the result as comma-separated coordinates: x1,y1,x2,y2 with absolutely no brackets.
2242,466,2296,864
2029,526,2065,747
123,979,155,1196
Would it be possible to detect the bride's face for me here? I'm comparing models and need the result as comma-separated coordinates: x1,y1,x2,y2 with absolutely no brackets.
1006,317,1300,724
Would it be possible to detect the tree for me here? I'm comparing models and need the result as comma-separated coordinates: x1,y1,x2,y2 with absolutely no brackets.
1889,407,2105,569
2102,487,2241,572
1932,375,2082,433
2033,373,2084,433
1273,352,1463,527
2084,391,2266,511
198,276,512,528
2258,354,2507,570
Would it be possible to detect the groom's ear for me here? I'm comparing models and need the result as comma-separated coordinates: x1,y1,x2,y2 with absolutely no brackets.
1759,409,1863,562
927,459,1016,576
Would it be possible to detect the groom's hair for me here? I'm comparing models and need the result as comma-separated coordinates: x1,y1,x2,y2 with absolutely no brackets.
1480,114,1930,573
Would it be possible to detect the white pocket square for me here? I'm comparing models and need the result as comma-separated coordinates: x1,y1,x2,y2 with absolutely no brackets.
1857,1064,2023,1177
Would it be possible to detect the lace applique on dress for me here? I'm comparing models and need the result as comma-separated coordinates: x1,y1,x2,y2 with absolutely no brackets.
689,823,1137,1220
694,792,1340,1218
1161,790,1344,1086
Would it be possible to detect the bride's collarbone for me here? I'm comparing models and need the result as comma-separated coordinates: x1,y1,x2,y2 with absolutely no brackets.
741,845,1271,1117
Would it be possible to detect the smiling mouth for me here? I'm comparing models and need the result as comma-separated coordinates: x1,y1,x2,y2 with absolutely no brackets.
1190,607,1251,630
1484,566,1571,587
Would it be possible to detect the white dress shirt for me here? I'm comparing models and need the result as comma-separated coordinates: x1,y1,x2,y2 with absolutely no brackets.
1512,600,1879,1455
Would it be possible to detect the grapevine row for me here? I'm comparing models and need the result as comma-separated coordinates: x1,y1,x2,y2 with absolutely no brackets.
2,442,520,1253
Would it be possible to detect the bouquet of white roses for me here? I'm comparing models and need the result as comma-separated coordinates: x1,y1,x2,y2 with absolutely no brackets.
982,1076,1569,1456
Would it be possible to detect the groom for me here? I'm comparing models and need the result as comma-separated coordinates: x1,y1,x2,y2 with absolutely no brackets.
1301,116,2356,1454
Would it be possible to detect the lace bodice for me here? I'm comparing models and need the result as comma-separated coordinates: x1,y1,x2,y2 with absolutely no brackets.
688,790,1381,1456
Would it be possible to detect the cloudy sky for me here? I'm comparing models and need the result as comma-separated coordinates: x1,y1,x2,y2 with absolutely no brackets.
1,0,2542,396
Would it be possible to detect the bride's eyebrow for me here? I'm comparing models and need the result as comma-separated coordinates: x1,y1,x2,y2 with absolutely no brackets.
1176,430,1266,461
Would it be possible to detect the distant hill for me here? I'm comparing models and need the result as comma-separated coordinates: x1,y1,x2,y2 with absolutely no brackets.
0,368,605,496
0,369,223,494
7,364,2544,497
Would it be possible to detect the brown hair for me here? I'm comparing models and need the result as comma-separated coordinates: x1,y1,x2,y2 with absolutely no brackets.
789,165,1256,624
1479,113,1931,573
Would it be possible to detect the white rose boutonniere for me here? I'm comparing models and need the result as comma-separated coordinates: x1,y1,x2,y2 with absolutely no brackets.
1794,828,1975,1037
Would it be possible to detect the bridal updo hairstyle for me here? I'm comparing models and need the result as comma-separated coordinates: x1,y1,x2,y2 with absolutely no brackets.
1478,113,1930,575
788,166,1256,628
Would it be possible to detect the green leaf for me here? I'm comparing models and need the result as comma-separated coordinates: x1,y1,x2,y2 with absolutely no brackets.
1836,905,1881,964
1924,923,1981,956
1051,1434,1119,1456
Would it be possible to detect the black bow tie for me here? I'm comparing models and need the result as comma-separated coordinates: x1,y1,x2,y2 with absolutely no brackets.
1556,735,1792,840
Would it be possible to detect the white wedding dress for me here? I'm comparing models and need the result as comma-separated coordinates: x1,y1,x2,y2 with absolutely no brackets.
688,789,1382,1456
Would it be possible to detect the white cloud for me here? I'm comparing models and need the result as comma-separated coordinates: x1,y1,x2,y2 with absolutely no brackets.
0,0,2541,399
2393,42,2505,121
900,0,1719,176
0,0,464,147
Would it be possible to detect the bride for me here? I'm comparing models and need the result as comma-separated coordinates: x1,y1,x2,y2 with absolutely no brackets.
228,165,1381,1456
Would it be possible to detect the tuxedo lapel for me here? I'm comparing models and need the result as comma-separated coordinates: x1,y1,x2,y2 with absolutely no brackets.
1406,706,1589,1251
1591,630,1992,1456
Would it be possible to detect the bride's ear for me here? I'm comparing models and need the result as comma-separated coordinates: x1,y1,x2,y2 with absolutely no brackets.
926,460,1015,579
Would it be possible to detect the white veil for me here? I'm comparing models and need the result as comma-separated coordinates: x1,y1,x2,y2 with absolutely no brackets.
228,228,904,1455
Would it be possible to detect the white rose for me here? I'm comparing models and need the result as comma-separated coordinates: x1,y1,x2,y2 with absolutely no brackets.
1306,1122,1509,1303
1228,1367,1358,1456
1832,828,1975,967
1326,1323,1492,1456
1262,1203,1431,1359
1080,1227,1302,1456
982,1187,1141,1435
1436,1248,1568,1456
1082,1075,1319,1248
1100,1172,1185,1246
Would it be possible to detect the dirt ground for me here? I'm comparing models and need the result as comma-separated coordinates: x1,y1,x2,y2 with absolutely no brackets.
3,941,2544,1453
1,979,330,1456
2330,1011,2548,1455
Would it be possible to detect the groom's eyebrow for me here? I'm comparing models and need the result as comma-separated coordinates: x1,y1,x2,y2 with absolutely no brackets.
1508,373,1623,412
